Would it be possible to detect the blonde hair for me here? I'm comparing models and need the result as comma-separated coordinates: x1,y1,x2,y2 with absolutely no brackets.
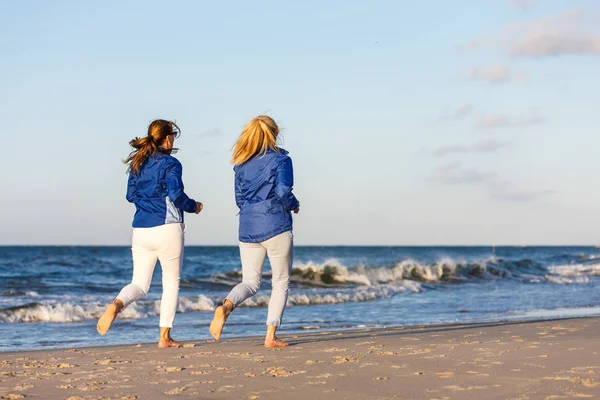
231,115,280,165
124,119,180,175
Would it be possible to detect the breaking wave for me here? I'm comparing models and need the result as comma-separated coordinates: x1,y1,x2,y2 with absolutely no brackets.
0,302,145,323
0,281,421,323
211,258,599,288
1,256,597,324
547,263,600,277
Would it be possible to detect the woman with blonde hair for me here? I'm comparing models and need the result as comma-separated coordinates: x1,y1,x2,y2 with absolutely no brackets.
210,115,300,348
97,119,203,348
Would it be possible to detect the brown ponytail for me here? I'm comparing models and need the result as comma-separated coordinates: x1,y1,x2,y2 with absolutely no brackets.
124,119,180,175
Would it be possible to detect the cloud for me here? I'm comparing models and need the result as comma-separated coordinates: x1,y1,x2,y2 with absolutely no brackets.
434,145,469,157
472,140,511,152
510,9,600,57
440,103,473,121
492,185,556,201
476,113,546,129
465,65,528,83
463,9,600,57
433,140,511,157
429,161,496,184
508,0,535,10
428,165,555,202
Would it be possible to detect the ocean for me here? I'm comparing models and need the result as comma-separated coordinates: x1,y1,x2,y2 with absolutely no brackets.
1,246,599,352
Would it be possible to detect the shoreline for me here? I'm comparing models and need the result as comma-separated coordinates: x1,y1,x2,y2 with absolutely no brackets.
1,317,599,399
3,308,600,354
3,307,600,354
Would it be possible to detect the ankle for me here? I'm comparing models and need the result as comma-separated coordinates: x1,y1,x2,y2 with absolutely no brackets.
105,299,125,315
266,326,277,341
222,300,234,315
111,299,124,312
159,328,172,341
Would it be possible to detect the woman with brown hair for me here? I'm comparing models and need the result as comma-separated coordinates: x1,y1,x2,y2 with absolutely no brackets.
97,119,203,348
210,115,299,348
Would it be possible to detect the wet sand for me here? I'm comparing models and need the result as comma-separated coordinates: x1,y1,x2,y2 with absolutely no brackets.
1,317,599,399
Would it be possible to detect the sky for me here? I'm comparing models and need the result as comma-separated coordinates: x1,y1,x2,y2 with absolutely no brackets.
1,0,599,246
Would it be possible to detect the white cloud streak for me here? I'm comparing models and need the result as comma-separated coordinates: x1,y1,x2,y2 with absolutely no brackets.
429,161,496,184
465,65,528,83
434,140,511,157
440,103,473,121
464,8,600,57
476,113,546,129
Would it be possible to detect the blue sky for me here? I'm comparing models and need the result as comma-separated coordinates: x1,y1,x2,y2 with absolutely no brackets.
1,0,599,245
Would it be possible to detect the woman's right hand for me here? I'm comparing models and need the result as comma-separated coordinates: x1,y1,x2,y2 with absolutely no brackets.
195,202,204,214
293,202,300,214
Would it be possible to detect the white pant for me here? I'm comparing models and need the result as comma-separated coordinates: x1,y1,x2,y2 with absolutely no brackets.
226,230,293,327
116,223,185,328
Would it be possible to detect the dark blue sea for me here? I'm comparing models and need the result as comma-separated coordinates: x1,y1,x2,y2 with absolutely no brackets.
1,246,599,352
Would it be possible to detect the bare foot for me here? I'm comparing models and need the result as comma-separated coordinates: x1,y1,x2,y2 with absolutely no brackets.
265,337,289,348
97,303,120,336
209,306,227,341
158,338,183,348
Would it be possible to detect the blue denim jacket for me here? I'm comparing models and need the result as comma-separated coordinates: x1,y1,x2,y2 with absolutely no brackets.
126,152,196,228
234,148,299,242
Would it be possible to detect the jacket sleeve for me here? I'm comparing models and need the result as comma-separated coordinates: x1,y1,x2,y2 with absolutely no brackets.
126,173,136,203
234,173,244,209
166,160,197,213
274,157,299,211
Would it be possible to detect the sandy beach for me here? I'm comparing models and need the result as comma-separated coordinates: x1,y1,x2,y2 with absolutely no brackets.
1,317,598,400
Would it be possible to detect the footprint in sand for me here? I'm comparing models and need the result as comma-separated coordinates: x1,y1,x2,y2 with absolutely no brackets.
216,385,239,393
315,373,333,379
332,356,362,364
324,347,348,352
466,371,490,377
305,360,323,365
407,348,433,355
190,371,210,375
158,366,184,372
260,367,306,377
563,392,594,398
164,387,187,395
